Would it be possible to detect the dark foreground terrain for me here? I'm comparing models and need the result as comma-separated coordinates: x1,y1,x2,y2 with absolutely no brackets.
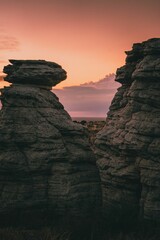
0,222,160,240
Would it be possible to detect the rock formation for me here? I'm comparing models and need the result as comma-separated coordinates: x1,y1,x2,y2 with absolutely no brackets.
95,38,160,222
0,60,101,225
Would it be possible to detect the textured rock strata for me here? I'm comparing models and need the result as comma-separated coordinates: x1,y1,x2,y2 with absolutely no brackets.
3,59,67,88
0,60,101,225
95,38,160,222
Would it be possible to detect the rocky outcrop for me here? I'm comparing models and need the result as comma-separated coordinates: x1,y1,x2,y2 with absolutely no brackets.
95,38,160,222
0,60,101,225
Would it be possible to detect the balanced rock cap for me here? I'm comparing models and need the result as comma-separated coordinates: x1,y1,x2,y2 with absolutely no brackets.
3,59,67,87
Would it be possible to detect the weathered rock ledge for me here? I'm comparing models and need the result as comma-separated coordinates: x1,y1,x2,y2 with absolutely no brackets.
3,59,67,89
95,38,160,222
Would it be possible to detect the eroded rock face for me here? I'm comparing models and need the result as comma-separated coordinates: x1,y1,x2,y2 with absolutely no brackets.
95,38,160,222
0,60,101,225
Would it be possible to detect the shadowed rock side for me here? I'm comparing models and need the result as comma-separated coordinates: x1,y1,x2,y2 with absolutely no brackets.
0,60,101,226
95,38,160,222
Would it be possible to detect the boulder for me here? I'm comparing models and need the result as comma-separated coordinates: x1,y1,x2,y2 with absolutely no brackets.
3,59,67,89
95,38,160,222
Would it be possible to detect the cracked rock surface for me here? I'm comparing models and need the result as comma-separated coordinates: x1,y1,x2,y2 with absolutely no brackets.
95,38,160,222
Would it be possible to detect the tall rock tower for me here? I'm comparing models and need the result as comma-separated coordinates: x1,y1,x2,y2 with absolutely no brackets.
0,60,101,225
96,38,160,222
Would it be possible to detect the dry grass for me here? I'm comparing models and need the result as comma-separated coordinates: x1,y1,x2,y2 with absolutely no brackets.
0,214,160,240
0,228,70,240
0,227,159,240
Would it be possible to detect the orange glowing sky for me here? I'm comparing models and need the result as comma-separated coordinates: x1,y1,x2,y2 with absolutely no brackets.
0,0,159,90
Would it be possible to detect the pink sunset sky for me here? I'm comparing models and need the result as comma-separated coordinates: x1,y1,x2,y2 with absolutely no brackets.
0,0,160,117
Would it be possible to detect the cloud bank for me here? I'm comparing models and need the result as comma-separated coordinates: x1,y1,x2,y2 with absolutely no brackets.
53,74,120,117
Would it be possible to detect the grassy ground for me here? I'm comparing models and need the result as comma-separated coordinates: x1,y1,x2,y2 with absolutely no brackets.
0,224,160,240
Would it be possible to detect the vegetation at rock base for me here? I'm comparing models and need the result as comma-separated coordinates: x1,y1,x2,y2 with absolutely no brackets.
0,226,160,240
0,217,160,240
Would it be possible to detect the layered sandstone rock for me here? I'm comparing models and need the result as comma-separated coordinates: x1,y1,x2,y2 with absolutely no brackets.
95,38,160,222
3,59,67,88
0,60,101,225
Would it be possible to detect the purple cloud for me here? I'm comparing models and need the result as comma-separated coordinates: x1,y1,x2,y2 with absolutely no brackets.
53,74,120,117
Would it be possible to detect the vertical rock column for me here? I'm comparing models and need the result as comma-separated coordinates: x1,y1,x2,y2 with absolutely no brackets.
95,38,160,222
0,60,101,225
